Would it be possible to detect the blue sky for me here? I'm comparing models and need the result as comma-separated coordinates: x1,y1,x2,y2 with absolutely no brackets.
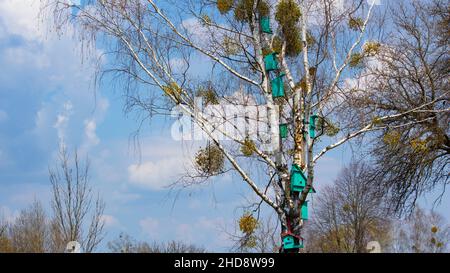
0,0,448,252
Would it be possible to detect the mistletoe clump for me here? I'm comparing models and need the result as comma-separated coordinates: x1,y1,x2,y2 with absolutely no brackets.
317,118,340,137
431,226,438,233
223,36,241,56
272,36,283,53
234,0,269,22
383,130,402,148
349,42,381,68
238,213,258,248
239,213,258,234
217,0,234,14
240,138,256,156
197,85,219,106
410,138,429,153
275,0,302,56
363,41,381,56
195,143,225,175
348,17,364,31
349,52,364,68
201,14,212,25
162,82,182,102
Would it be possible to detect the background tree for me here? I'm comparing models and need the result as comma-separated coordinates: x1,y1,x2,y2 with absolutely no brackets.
49,146,105,253
340,0,449,214
108,232,206,253
390,207,450,253
42,0,449,252
0,214,11,252
8,201,49,253
305,162,391,253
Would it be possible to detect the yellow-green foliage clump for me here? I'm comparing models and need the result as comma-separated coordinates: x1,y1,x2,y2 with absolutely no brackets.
308,67,317,78
275,0,301,28
324,122,340,137
372,116,383,126
197,85,219,106
234,0,269,22
296,78,306,91
162,82,182,102
240,138,256,156
306,31,316,46
223,36,241,56
295,67,316,91
201,14,212,25
239,213,258,234
217,0,234,14
349,52,364,67
348,17,364,31
195,143,224,175
285,28,303,56
272,36,283,53
275,0,302,56
383,130,401,148
431,226,438,233
410,138,428,153
363,41,381,56
317,118,340,137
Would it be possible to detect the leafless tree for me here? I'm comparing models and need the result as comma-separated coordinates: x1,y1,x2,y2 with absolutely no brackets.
0,214,10,252
49,146,105,253
41,0,448,251
390,206,450,253
339,0,449,214
108,232,206,253
305,162,392,253
8,201,49,253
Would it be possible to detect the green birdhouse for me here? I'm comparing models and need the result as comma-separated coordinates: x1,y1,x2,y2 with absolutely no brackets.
279,123,288,139
301,201,309,220
264,52,279,71
290,164,306,192
309,114,318,138
282,234,303,250
271,73,285,98
260,16,272,34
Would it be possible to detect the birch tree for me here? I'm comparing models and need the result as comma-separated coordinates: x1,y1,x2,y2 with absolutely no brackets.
42,0,448,252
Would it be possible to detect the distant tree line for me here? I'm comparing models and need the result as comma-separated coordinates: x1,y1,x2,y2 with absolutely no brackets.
0,147,104,253
0,147,206,253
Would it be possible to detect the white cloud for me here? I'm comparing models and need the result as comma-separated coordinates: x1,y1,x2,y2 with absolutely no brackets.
53,101,73,144
175,223,194,242
100,214,119,228
0,110,7,122
0,0,42,41
0,0,110,157
140,217,159,238
84,119,100,146
109,190,141,203
195,217,225,231
181,18,210,45
8,184,51,207
128,158,181,190
169,57,188,72
127,137,196,190
2,46,51,68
